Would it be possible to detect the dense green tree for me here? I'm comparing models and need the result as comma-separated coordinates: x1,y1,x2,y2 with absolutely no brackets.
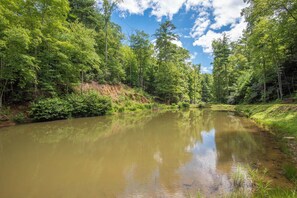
68,0,101,29
120,45,138,86
212,34,231,103
153,20,200,104
188,65,202,104
201,74,214,103
129,30,154,89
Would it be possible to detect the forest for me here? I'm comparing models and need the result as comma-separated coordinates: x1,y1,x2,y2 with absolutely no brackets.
0,0,296,109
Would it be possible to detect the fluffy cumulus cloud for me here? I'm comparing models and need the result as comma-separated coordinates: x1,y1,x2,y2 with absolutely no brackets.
115,0,248,53
193,18,247,53
190,0,248,53
211,0,247,30
190,9,210,38
193,30,222,54
118,0,187,21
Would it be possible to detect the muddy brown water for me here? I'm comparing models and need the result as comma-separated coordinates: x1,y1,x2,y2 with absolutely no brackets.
0,109,293,197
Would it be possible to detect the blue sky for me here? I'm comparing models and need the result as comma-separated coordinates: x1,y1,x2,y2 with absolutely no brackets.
108,0,248,73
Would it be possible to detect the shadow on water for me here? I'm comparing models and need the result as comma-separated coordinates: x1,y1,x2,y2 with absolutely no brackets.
0,109,293,197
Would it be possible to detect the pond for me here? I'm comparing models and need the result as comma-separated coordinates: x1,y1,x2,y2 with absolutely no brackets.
0,109,292,197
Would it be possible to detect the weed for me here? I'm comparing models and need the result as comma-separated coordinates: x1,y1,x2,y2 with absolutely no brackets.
282,164,297,182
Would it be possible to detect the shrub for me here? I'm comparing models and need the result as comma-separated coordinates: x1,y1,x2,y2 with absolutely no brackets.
197,102,206,108
29,92,112,122
29,98,72,121
66,92,112,117
178,101,190,109
12,112,27,124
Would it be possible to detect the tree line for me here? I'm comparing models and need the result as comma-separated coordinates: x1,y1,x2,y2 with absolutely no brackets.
1,0,296,108
0,0,202,107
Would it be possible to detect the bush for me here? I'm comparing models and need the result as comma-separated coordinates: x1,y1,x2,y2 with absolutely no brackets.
30,92,112,122
197,102,206,108
178,101,190,109
12,112,27,124
29,98,72,121
67,92,112,117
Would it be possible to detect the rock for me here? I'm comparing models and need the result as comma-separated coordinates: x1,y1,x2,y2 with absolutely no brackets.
283,137,295,140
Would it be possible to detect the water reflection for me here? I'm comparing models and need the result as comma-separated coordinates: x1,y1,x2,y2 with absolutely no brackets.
0,109,288,197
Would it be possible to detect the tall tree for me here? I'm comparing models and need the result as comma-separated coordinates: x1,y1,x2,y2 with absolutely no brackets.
212,34,231,103
68,0,101,29
130,30,153,89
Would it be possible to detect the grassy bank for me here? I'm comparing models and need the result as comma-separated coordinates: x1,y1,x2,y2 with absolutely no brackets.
235,104,297,138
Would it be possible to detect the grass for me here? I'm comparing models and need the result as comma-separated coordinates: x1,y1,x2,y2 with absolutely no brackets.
248,167,297,198
209,104,235,111
283,164,297,182
235,104,297,137
222,164,297,197
231,165,249,189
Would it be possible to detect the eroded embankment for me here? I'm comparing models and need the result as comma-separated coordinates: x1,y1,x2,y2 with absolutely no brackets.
79,82,151,103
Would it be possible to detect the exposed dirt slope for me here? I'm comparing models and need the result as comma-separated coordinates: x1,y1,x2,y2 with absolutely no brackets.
80,82,151,103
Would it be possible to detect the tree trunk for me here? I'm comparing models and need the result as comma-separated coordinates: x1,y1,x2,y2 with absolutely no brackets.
130,62,132,86
105,20,108,71
270,35,284,100
277,67,283,100
262,57,267,102
80,71,84,95
0,80,8,109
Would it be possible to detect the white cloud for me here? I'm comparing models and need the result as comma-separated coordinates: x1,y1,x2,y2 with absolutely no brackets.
190,52,198,60
227,18,247,41
111,0,248,55
193,30,222,53
150,0,186,21
117,0,146,14
201,65,213,74
190,16,210,38
171,39,183,47
185,0,211,11
193,18,247,53
211,0,247,30
189,0,248,54
117,0,188,21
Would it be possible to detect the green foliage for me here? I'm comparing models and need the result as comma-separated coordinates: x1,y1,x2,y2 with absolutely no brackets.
212,34,231,103
210,0,297,104
178,102,190,109
12,112,27,124
29,98,72,122
129,30,153,89
248,167,297,198
283,164,297,182
3,0,296,117
0,1,206,109
67,92,112,117
201,74,214,103
236,104,297,137
30,93,112,121
231,166,247,189
248,168,272,197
